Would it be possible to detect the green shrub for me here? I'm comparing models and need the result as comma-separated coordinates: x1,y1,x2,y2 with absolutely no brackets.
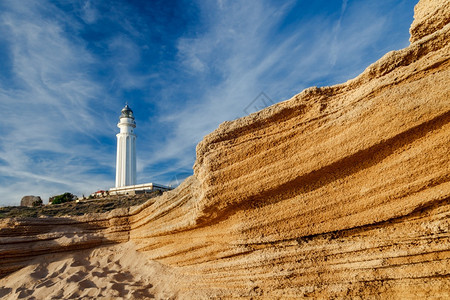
50,192,76,205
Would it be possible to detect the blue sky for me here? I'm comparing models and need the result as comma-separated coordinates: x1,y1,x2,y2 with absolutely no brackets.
0,0,416,206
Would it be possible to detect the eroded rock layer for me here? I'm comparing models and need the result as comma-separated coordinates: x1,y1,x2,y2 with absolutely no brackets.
1,0,449,298
0,208,130,277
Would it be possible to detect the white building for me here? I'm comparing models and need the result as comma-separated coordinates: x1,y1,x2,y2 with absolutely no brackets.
109,183,170,196
115,104,136,187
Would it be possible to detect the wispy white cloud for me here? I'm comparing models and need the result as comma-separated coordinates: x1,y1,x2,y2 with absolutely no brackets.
81,0,98,24
0,0,115,204
329,0,349,66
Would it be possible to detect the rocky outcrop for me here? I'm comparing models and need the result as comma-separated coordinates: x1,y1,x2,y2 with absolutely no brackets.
20,196,42,207
1,0,449,298
410,0,450,42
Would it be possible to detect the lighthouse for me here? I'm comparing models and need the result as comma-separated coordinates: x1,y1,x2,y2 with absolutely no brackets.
109,104,172,195
115,104,136,187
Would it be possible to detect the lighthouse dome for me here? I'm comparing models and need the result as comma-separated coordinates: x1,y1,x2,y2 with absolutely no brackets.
120,104,134,119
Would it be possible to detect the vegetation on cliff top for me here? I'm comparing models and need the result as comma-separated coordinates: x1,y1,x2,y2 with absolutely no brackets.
0,191,162,219
49,192,77,205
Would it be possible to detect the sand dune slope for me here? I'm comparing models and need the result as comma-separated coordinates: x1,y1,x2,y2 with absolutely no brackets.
0,242,180,299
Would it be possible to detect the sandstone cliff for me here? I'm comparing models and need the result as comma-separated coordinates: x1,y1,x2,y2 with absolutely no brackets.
1,0,449,298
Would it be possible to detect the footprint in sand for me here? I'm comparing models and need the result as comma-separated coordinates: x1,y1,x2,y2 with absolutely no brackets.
112,271,134,282
110,282,129,298
48,262,68,278
69,257,95,271
35,279,56,289
94,267,116,278
15,287,33,299
0,288,12,298
131,288,155,299
78,279,97,289
67,270,88,282
30,264,49,279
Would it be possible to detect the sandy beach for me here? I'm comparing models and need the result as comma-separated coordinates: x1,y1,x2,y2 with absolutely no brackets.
0,242,178,299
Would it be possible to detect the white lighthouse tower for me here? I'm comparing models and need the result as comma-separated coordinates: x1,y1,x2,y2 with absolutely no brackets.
110,104,172,196
115,104,136,187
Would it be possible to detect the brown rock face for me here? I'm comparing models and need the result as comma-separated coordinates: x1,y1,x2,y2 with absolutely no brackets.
1,0,449,298
410,0,450,42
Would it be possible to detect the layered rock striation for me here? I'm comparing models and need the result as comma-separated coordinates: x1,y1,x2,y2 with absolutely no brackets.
1,0,449,298
0,209,130,278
